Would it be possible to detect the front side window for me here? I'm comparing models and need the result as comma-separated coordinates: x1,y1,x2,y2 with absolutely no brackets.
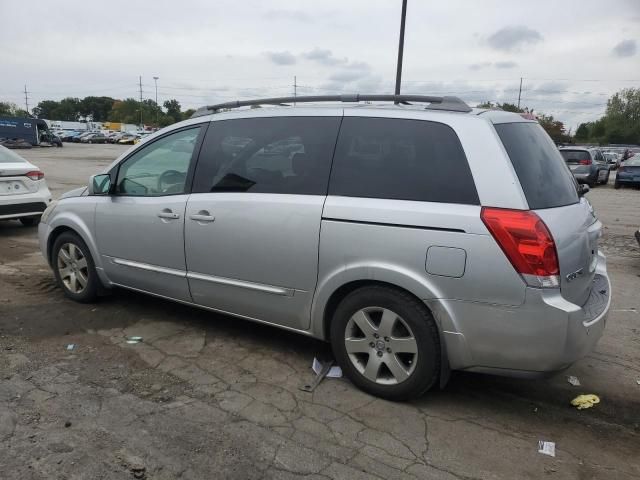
193,117,341,195
116,127,202,196
329,117,479,204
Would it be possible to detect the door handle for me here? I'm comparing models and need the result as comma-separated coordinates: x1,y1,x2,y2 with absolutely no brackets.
157,210,180,220
189,210,215,223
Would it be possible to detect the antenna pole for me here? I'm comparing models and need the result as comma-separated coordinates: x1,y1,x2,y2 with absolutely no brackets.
24,85,30,114
394,0,408,103
139,76,143,127
517,77,523,109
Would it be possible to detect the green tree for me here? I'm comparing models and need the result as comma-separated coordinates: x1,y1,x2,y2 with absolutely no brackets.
537,113,569,143
575,123,589,141
163,99,182,124
79,96,115,121
182,109,196,120
0,101,22,116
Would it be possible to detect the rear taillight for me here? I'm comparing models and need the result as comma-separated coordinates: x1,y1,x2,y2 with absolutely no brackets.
26,171,45,181
481,207,560,288
579,159,591,165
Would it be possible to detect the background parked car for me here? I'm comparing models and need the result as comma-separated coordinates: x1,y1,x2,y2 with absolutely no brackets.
80,132,108,144
603,151,621,169
614,156,640,189
0,144,51,226
117,134,140,145
559,147,610,187
60,131,83,142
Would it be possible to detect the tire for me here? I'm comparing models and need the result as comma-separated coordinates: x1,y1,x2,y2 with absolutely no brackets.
88,140,92,144
52,231,99,303
330,285,440,401
614,181,621,189
19,216,40,227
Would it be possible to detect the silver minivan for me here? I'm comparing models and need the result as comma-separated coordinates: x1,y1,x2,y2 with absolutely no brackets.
39,95,610,400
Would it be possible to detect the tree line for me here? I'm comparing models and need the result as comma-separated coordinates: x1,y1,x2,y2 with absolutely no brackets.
477,88,640,145
0,96,196,127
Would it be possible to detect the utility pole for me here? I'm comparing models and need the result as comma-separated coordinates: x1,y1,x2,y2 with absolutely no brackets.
293,76,297,106
153,76,159,126
517,77,523,110
23,85,30,114
394,0,408,103
139,76,143,127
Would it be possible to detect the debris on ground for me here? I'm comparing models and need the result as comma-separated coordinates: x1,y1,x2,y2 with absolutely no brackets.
571,394,600,410
66,344,75,351
312,357,342,378
538,441,556,457
126,336,143,344
567,375,581,386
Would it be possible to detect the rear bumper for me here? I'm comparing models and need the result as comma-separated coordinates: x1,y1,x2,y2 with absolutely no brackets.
0,189,51,220
572,172,595,183
437,251,610,376
615,176,640,186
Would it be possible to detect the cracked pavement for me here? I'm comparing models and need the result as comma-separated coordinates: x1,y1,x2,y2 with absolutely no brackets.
0,144,639,479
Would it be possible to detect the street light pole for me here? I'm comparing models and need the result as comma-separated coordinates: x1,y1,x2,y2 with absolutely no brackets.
394,0,408,103
153,76,159,126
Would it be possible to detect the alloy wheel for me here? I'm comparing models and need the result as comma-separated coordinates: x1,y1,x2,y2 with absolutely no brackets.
344,307,418,385
57,243,89,294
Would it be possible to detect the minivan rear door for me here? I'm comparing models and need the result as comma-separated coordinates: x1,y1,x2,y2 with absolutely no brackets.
495,122,599,306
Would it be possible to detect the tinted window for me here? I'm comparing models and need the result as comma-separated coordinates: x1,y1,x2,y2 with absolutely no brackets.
116,127,202,196
496,123,578,209
560,150,591,164
193,117,341,195
329,117,479,204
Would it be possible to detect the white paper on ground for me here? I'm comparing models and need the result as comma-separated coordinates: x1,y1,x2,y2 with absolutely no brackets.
66,344,75,351
312,357,343,378
538,441,556,457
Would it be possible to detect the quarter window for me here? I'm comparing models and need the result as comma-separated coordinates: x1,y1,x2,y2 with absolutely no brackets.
115,127,202,196
193,117,341,195
329,117,479,204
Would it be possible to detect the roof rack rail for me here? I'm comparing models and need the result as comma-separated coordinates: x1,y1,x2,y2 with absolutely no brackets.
191,94,472,117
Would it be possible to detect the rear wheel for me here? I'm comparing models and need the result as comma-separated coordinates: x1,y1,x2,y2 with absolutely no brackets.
52,232,99,303
330,285,440,401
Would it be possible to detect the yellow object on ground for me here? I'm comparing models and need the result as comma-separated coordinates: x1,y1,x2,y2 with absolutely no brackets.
571,394,600,409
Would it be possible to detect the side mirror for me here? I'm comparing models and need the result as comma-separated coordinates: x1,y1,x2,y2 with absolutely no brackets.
88,174,111,195
578,184,590,197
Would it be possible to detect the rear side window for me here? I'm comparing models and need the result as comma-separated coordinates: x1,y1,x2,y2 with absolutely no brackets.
329,117,479,204
193,117,341,195
560,150,591,164
495,123,578,209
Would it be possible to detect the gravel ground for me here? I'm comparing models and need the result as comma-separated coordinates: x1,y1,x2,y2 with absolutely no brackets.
0,144,638,479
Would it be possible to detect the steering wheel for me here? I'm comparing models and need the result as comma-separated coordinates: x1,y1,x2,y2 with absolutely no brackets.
157,170,186,193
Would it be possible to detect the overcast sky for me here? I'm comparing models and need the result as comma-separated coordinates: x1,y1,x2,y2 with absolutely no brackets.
1,0,639,129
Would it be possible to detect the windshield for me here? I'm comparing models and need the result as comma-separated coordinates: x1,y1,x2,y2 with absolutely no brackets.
0,145,28,164
560,150,590,164
623,157,640,166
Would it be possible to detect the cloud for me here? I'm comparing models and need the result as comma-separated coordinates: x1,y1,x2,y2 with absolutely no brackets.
494,61,518,69
469,62,492,70
469,61,517,70
265,51,297,65
487,26,542,51
612,39,637,57
263,9,312,22
302,48,348,66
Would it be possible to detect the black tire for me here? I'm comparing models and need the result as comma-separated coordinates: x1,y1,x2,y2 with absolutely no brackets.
614,181,621,189
330,285,440,401
19,216,40,227
51,231,99,303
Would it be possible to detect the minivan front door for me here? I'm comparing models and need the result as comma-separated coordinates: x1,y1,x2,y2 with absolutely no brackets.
96,126,205,301
185,115,341,330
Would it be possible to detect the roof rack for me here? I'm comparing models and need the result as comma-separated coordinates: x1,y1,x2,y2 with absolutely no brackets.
191,94,472,117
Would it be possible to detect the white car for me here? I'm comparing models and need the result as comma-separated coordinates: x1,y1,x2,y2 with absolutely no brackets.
0,145,52,226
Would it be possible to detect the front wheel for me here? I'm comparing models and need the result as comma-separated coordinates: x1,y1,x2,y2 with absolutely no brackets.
52,232,99,303
330,286,440,401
